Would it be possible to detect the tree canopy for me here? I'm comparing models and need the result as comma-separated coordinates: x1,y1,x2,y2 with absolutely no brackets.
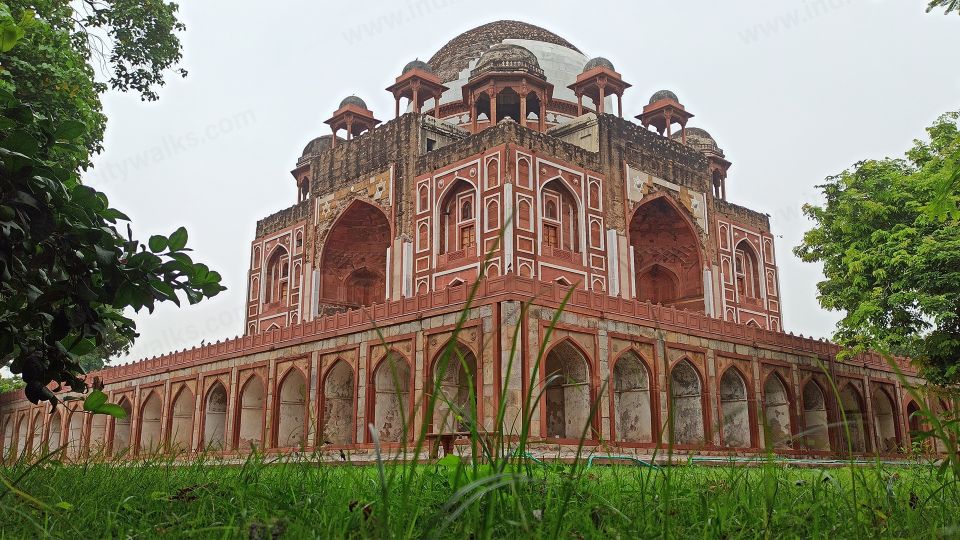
795,112,960,387
926,0,960,15
0,1,224,410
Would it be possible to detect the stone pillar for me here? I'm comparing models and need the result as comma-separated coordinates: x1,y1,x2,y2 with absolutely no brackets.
356,341,369,443
598,329,611,440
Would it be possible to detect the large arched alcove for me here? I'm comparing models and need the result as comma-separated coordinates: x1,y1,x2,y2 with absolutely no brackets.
322,361,355,445
169,388,195,453
838,384,867,453
67,411,84,460
275,369,307,448
612,351,653,443
263,245,290,306
139,393,162,454
873,389,899,453
372,353,411,443
540,179,581,255
203,383,228,450
112,398,132,456
719,368,751,448
763,374,793,449
430,342,478,433
319,201,390,310
670,359,705,445
438,179,477,258
802,380,830,451
47,410,62,453
237,376,265,450
544,340,592,439
629,197,703,311
906,400,923,450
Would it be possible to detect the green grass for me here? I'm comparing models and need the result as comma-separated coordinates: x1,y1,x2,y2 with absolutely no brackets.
1,455,958,538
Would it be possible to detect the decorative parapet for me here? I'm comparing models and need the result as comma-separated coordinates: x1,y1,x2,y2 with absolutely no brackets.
0,276,914,406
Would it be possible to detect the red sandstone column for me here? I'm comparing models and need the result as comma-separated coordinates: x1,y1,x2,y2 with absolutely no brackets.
489,89,497,127
520,91,528,128
598,84,606,115
412,87,420,114
576,92,583,116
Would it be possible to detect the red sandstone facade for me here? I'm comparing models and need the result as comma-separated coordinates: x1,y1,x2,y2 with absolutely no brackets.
0,21,950,461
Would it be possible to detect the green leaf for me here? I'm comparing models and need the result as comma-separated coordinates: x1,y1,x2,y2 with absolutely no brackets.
54,120,86,141
83,389,108,411
0,21,24,53
148,235,167,253
94,403,128,419
169,226,188,251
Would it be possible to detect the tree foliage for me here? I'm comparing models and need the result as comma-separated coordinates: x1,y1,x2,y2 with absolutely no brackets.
0,1,224,409
926,0,960,15
795,112,960,387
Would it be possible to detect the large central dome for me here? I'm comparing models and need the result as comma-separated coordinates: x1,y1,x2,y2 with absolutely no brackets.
428,20,581,83
424,20,592,110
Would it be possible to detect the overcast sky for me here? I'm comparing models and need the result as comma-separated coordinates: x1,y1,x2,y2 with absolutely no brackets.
78,0,959,364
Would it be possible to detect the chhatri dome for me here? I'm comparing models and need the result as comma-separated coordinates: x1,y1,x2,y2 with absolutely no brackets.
649,89,679,104
673,127,724,156
583,57,615,72
339,95,368,109
402,59,433,74
471,43,543,78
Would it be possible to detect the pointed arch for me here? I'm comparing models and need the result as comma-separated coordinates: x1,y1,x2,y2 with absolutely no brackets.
319,199,390,309
801,379,830,451
629,195,704,311
763,373,793,449
906,400,923,450
169,387,195,453
734,240,762,301
1,416,13,459
838,383,867,453
89,412,108,457
237,375,265,450
112,397,132,456
543,338,594,440
430,341,478,434
872,388,899,453
371,352,412,443
670,359,706,445
540,178,581,255
322,360,355,445
719,367,751,448
203,382,228,451
30,410,44,454
275,368,308,448
438,178,477,257
47,409,62,452
263,244,290,305
15,415,29,458
612,350,653,443
139,391,163,454
66,409,85,460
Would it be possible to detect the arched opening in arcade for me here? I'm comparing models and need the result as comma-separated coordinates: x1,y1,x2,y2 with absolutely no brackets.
30,411,43,454
322,360,355,445
612,351,653,443
872,389,900,453
67,409,84,460
318,200,390,310
169,387,195,453
719,368,751,448
203,382,228,451
629,197,703,310
438,179,477,258
670,359,706,445
802,380,830,451
112,398,132,456
1,417,13,459
838,384,868,453
540,179,580,256
275,369,307,448
430,342,478,434
16,415,28,457
763,373,793,449
237,376,265,450
906,400,923,450
139,392,162,454
89,413,107,456
46,409,62,453
371,353,411,443
544,340,593,440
